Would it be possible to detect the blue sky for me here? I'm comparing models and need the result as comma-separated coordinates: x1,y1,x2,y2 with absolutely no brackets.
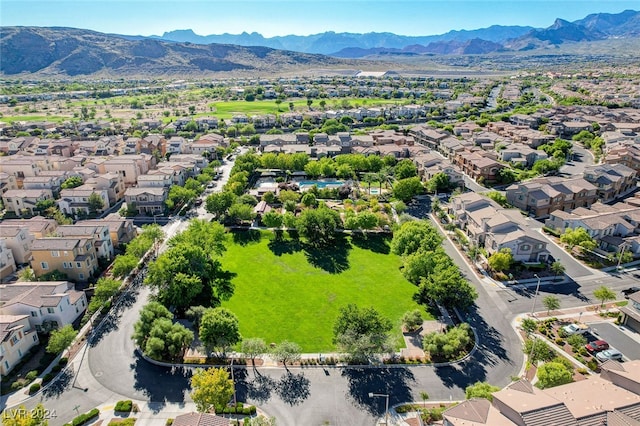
1,0,638,37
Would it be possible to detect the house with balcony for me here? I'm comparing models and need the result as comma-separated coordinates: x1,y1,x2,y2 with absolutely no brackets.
0,225,34,265
0,216,58,239
83,172,126,205
136,172,173,188
30,238,98,282
57,186,110,218
506,177,598,219
77,213,136,248
0,157,42,188
103,154,154,186
583,163,637,202
0,281,87,333
52,225,114,261
190,134,226,157
0,315,39,376
604,144,640,172
453,149,505,183
2,189,54,217
124,187,167,215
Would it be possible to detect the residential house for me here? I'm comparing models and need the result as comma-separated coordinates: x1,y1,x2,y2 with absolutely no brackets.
57,186,110,218
77,213,136,247
446,373,640,426
141,134,164,155
123,137,141,154
103,155,154,186
0,216,58,240
2,189,54,217
169,154,209,170
52,225,114,261
190,134,226,157
22,175,66,198
450,193,550,263
172,412,229,426
166,136,188,155
30,238,98,282
583,163,637,202
506,177,598,219
136,172,173,188
0,156,44,187
0,315,39,376
124,187,167,215
453,149,505,183
0,225,34,265
605,142,640,172
0,240,16,279
498,143,548,168
409,125,452,151
0,281,87,333
0,172,18,197
84,172,126,205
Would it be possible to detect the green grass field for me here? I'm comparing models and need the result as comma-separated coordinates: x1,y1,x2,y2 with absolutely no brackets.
220,230,430,352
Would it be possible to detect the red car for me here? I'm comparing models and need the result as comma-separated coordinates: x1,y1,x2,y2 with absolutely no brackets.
585,340,609,353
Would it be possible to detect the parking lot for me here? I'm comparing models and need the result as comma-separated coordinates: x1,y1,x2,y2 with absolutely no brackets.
589,322,640,361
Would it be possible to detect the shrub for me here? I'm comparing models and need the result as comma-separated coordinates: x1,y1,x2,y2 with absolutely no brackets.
166,420,174,426
66,408,100,426
42,373,54,383
29,383,41,394
587,359,599,371
25,370,39,381
577,368,588,375
59,357,68,366
115,400,133,412
555,338,564,345
52,365,62,372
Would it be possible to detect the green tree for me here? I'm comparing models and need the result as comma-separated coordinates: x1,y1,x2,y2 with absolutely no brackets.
550,261,565,277
391,220,443,256
523,338,554,363
567,334,587,352
228,202,256,223
262,211,283,228
536,362,573,389
46,325,77,354
415,263,477,310
278,190,300,204
542,295,560,315
423,323,473,361
301,193,318,208
245,416,277,426
190,367,234,413
333,304,393,362
145,318,194,361
426,172,450,193
87,192,105,215
521,318,537,335
394,159,418,180
296,206,342,246
166,185,197,210
271,341,302,368
17,266,36,281
560,227,596,251
61,176,83,189
465,382,500,401
241,337,267,366
593,285,616,308
168,220,226,256
133,302,172,348
401,309,423,332
88,277,121,314
205,191,236,219
111,254,139,278
487,248,513,272
199,308,241,356
392,177,424,202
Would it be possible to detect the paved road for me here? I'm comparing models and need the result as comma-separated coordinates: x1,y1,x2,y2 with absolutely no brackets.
589,322,640,361
559,144,594,178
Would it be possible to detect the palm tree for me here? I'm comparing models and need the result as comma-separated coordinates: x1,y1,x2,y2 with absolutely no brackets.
420,391,429,408
377,167,394,193
550,261,565,277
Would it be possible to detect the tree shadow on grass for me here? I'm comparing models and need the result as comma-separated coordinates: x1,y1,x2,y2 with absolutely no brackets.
303,235,351,274
231,229,262,246
267,233,303,257
350,232,391,255
341,367,415,416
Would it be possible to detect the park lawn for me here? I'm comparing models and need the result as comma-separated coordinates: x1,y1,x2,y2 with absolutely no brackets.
0,115,69,123
220,231,430,352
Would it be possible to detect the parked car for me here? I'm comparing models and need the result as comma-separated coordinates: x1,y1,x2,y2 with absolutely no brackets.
194,199,203,207
622,287,640,299
596,349,623,362
585,340,609,353
561,323,590,335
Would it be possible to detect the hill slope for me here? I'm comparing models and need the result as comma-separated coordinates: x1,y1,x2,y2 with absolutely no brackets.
0,27,355,77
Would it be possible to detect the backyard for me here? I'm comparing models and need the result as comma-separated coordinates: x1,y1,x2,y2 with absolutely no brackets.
220,230,429,352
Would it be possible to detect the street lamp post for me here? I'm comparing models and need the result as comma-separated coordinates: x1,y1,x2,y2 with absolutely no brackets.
369,392,389,425
617,243,629,272
230,352,237,406
530,274,541,318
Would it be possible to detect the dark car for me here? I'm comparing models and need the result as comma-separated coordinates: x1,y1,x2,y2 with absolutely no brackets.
585,340,609,353
622,287,640,299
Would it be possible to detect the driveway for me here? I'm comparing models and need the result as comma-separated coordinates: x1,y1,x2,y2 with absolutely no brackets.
589,322,640,361
559,144,594,178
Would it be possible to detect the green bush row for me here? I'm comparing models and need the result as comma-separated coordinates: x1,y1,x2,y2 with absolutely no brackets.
64,408,100,426
115,400,133,412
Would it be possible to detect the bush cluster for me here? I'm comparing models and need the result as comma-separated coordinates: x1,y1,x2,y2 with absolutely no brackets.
64,408,99,426
115,400,133,412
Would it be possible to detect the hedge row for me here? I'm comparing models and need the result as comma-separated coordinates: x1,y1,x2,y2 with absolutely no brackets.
64,408,99,426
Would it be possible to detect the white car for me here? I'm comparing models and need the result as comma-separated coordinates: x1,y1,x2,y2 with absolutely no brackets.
561,323,590,335
596,349,623,362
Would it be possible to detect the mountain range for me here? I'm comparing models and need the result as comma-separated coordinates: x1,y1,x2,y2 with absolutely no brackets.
1,9,639,76
153,9,640,57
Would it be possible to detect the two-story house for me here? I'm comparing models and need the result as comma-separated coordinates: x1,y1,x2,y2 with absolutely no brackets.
52,224,114,261
124,187,168,215
83,172,126,205
57,186,110,218
30,238,98,282
0,225,34,265
0,315,39,375
583,163,637,202
2,189,54,217
77,213,136,248
0,239,16,279
0,281,87,333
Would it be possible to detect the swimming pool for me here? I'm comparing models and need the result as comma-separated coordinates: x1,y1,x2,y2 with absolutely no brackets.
298,180,344,189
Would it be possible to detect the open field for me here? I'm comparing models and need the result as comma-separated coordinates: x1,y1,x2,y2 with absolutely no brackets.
220,230,429,352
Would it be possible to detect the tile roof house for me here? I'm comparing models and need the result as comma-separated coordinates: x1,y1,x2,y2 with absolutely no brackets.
0,281,87,333
30,237,98,282
450,193,550,263
506,177,598,219
583,163,637,202
447,372,640,426
52,224,114,261
0,315,39,376
620,293,640,335
604,144,640,172
172,412,230,426
0,239,16,279
0,225,34,265
124,187,167,215
2,188,54,217
0,216,58,239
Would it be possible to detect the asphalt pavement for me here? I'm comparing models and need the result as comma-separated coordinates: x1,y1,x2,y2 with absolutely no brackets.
590,322,640,361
